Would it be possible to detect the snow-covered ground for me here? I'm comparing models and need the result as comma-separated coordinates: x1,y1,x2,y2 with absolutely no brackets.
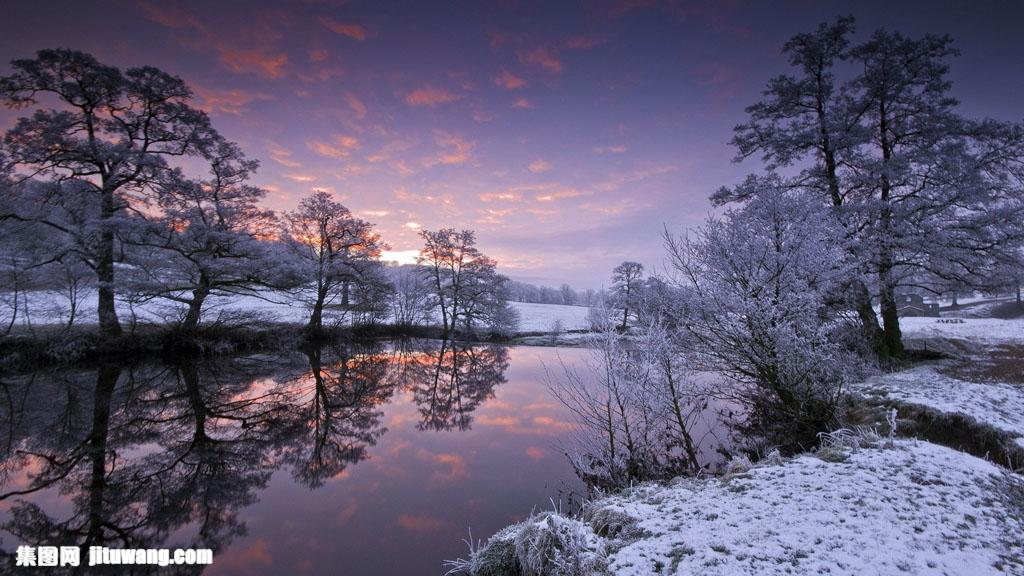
901,316,1024,346
450,441,1024,575
597,441,1023,575
510,301,590,332
3,289,592,334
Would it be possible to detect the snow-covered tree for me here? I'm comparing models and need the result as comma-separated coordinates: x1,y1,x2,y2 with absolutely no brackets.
666,178,861,449
0,49,224,338
135,140,281,329
610,261,644,330
728,18,1024,360
283,191,385,333
417,228,515,336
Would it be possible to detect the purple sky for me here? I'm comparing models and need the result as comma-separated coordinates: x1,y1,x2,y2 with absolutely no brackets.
2,0,1022,288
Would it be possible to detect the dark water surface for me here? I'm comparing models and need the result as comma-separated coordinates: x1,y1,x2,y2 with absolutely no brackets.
0,341,595,575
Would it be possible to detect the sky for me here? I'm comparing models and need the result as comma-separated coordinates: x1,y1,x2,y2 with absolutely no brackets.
1,0,1023,288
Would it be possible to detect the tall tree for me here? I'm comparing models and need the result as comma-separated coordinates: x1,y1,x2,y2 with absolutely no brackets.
728,19,1024,360
283,191,385,333
0,49,222,338
611,261,644,330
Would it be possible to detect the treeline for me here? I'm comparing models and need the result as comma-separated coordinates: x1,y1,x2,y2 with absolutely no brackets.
505,280,598,307
0,49,514,344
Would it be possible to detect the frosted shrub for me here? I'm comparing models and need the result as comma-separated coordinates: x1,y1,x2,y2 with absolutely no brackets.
445,512,608,576
444,525,521,576
514,512,608,576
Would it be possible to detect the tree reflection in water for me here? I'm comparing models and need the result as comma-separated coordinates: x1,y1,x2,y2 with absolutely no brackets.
0,338,509,570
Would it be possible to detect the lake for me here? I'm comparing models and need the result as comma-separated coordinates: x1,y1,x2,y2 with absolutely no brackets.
0,341,724,575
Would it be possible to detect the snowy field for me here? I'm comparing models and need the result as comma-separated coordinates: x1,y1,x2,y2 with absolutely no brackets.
2,290,592,334
901,316,1024,346
595,441,1023,575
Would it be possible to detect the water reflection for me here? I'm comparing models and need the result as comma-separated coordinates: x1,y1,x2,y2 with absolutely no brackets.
0,340,536,574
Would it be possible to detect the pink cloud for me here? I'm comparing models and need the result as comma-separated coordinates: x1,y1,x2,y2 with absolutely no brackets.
594,144,628,154
318,17,376,40
404,85,462,107
344,91,367,119
424,131,474,166
218,47,288,79
138,1,204,31
517,46,562,73
192,85,269,115
527,159,552,173
512,97,534,109
308,134,360,159
493,69,526,90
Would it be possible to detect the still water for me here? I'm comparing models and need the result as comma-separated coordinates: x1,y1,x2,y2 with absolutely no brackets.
0,340,726,575
0,341,594,575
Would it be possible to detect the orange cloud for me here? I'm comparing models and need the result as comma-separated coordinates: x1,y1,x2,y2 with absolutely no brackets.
518,46,562,73
284,173,317,182
493,69,527,90
219,47,288,79
319,17,376,40
527,159,552,173
308,134,360,159
404,85,462,107
595,144,628,154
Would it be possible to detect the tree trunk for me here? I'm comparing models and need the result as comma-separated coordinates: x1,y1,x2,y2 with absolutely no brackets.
951,292,959,307
878,270,904,360
308,285,329,333
1017,280,1021,304
97,189,122,338
182,279,210,330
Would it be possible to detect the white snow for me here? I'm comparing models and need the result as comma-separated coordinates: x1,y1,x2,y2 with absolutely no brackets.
596,441,1024,575
509,301,590,332
4,289,593,334
900,317,1024,346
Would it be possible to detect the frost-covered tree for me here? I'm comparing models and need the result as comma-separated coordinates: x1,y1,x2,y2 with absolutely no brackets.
610,261,644,331
728,18,1024,360
283,191,385,333
417,228,515,336
386,265,433,327
0,49,223,338
135,140,280,329
666,178,861,449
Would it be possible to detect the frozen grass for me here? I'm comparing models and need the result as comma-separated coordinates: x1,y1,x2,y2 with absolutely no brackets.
595,440,1024,575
